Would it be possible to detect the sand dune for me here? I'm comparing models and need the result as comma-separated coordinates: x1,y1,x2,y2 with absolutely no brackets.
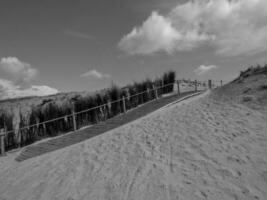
0,90,267,200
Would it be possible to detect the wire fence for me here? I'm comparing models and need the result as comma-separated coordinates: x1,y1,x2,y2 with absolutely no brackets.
0,79,226,155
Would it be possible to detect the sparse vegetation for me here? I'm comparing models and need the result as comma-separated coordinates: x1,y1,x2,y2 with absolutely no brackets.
235,64,267,83
0,70,176,150
215,64,267,112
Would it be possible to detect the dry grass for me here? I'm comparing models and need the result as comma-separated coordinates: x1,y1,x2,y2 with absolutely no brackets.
0,71,176,150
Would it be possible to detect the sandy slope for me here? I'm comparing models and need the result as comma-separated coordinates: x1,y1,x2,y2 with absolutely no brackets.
0,91,267,200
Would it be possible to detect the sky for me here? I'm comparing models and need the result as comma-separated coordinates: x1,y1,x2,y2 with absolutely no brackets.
0,0,267,99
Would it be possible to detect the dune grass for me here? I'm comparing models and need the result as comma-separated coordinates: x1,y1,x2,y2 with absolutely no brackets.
0,71,176,150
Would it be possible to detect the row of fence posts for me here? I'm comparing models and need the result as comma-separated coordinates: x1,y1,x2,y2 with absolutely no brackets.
71,94,130,134
176,80,199,95
0,79,220,156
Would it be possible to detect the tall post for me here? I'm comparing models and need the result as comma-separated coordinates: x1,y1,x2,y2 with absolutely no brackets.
195,80,197,92
72,102,77,132
18,130,21,148
177,80,180,95
153,85,158,100
221,80,223,87
208,80,212,89
0,129,6,156
147,88,150,100
162,79,164,94
122,96,126,114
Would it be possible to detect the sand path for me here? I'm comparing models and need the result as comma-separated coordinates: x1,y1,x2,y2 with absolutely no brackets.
0,91,267,200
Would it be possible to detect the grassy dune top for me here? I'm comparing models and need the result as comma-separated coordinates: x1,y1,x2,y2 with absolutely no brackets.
214,65,267,114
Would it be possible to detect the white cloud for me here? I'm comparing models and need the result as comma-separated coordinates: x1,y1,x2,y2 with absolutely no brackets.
0,78,58,100
80,69,110,79
0,57,58,100
194,64,219,75
119,0,267,56
118,12,182,55
0,57,38,84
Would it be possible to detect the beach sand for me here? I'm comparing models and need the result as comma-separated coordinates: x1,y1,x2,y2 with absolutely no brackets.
0,90,266,200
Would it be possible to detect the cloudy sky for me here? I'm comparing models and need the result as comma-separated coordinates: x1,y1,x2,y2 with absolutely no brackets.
1,0,267,99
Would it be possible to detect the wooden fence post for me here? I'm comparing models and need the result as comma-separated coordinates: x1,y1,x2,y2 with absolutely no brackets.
0,129,6,156
162,79,164,94
153,85,158,100
195,80,197,92
18,130,21,148
208,80,212,89
177,80,180,95
147,88,150,100
122,96,126,114
72,102,77,132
